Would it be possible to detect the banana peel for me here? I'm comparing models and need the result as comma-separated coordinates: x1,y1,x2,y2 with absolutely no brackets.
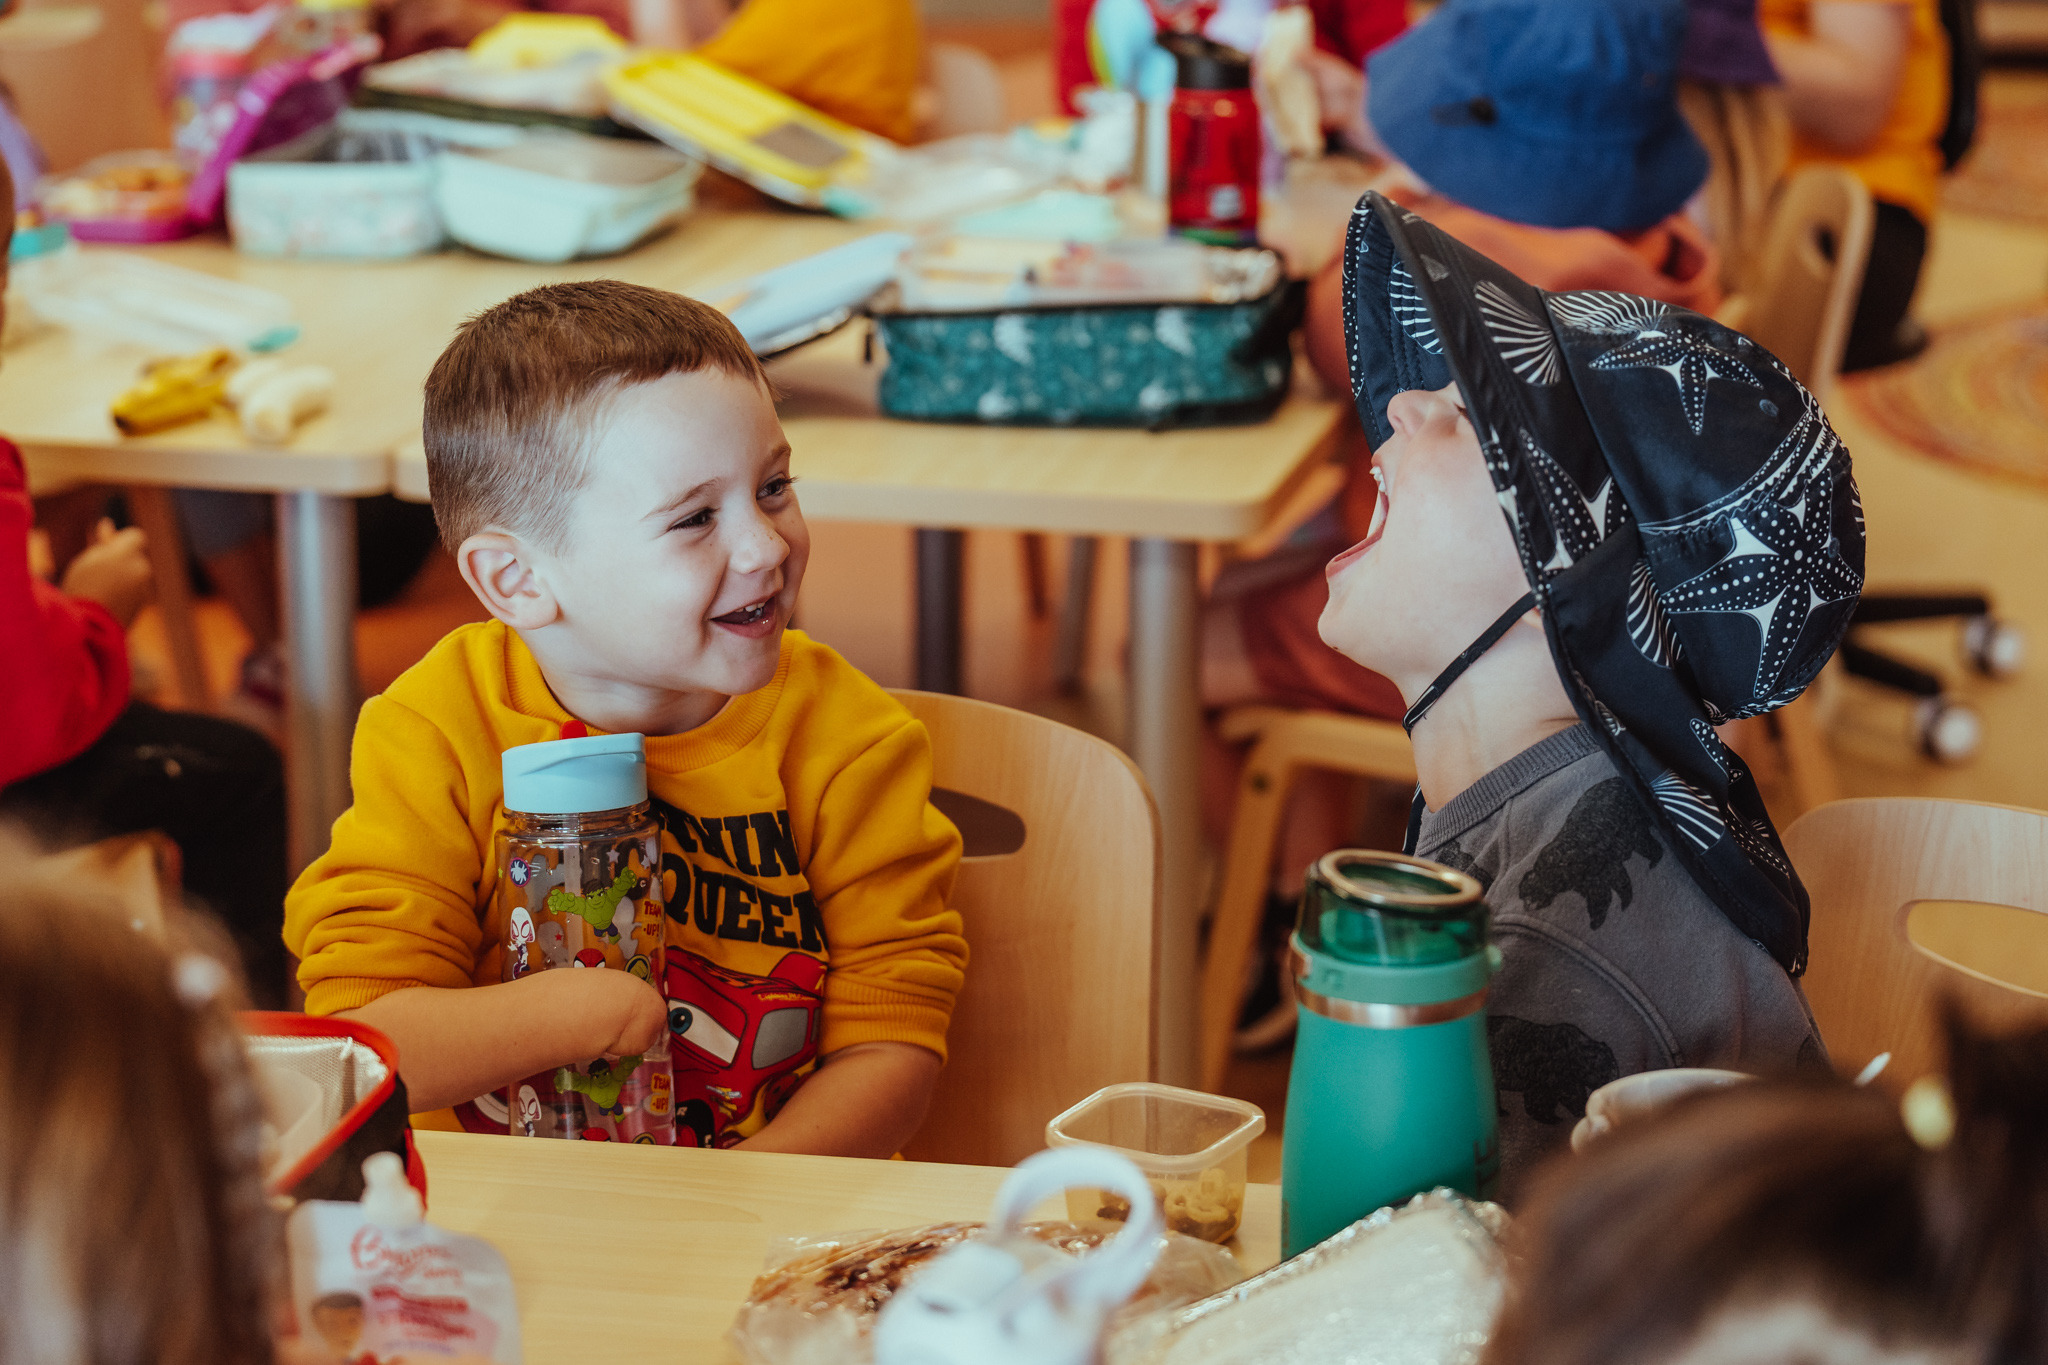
110,346,237,436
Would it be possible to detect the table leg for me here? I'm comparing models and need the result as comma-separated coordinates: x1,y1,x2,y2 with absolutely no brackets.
1127,537,1202,1088
278,491,359,872
915,527,964,695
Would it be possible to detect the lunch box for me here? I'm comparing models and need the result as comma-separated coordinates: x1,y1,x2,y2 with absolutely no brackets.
226,108,520,259
434,131,700,263
871,245,1304,429
244,1011,423,1205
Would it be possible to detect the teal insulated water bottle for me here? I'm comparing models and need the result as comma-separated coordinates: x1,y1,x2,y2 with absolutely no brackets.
1280,850,1501,1257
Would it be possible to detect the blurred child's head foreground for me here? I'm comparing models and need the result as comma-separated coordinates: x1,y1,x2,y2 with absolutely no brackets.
0,832,276,1365
1486,1012,2048,1365
424,281,806,730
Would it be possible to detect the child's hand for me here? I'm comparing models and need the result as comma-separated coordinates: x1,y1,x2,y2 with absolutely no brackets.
60,518,152,628
557,966,668,1061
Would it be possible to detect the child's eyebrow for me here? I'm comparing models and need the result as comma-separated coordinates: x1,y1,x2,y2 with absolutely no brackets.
647,478,721,520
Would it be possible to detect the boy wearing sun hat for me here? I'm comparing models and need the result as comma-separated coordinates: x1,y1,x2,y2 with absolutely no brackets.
1209,0,1737,1051
1316,191,1861,1187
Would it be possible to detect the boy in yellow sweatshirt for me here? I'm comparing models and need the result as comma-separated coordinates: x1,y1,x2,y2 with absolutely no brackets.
284,280,965,1155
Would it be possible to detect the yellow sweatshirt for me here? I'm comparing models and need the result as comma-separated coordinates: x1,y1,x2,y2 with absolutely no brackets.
285,622,965,1145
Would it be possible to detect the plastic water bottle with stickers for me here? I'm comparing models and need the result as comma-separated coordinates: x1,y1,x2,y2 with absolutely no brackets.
495,732,675,1143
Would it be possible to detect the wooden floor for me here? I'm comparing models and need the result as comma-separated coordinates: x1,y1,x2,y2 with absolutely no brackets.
122,68,2048,1182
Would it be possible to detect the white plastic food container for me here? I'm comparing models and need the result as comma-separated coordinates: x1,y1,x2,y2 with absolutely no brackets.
227,108,520,260
434,132,700,263
1046,1082,1266,1244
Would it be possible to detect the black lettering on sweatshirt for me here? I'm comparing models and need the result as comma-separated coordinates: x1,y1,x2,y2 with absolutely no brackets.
717,875,762,942
722,815,760,875
751,810,800,877
758,890,800,948
792,889,826,954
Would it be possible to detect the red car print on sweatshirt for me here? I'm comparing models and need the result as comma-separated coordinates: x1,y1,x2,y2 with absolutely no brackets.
665,949,824,1147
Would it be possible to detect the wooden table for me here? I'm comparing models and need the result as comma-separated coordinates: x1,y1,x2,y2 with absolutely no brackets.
412,1130,1281,1364
6,203,1346,1079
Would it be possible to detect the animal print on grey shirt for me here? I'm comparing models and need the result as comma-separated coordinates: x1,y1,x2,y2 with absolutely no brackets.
1416,725,1825,1198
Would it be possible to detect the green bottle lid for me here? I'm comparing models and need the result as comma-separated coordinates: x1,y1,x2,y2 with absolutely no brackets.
1297,850,1489,968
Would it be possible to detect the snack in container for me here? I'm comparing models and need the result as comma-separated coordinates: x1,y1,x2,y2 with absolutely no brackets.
1103,1189,1507,1365
40,151,195,243
1045,1082,1266,1244
730,1219,1241,1365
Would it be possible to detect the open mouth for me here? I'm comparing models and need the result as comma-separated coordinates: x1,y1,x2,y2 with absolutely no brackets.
711,597,776,628
1326,465,1390,581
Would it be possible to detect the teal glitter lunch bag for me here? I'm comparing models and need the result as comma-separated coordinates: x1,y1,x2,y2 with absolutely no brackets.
871,265,1305,430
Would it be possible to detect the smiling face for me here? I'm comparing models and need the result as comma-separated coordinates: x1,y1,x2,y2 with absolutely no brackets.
1319,384,1531,697
537,367,808,711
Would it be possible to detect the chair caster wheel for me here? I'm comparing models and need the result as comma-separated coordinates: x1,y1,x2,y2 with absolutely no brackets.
1916,697,1980,763
1964,616,2025,678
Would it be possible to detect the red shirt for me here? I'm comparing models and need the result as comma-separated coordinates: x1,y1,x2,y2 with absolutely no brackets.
0,438,129,788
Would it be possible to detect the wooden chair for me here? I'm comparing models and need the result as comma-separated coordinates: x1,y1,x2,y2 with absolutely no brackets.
1784,797,2048,1091
1732,163,1874,403
1197,705,1415,1092
893,689,1161,1166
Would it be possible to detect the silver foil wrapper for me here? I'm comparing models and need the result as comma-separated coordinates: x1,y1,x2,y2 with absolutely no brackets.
1105,1190,1508,1365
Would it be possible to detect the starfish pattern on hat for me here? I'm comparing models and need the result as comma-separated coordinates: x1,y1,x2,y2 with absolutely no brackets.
1585,310,1764,434
1522,430,1625,575
1340,191,1860,974
1657,417,1864,711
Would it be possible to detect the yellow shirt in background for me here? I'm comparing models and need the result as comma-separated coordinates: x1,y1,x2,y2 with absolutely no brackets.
285,623,965,1144
1759,0,1949,223
699,0,923,143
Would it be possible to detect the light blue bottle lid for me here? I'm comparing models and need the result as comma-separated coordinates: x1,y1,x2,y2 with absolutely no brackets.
501,733,648,815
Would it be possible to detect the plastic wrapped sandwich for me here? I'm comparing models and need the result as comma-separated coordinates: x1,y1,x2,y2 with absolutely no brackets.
730,1220,1244,1365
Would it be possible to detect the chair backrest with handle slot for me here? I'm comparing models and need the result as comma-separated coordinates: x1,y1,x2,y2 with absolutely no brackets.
1740,165,1874,402
1784,797,2048,1091
894,690,1161,1167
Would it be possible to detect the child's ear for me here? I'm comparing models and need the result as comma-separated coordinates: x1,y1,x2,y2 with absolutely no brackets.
456,531,559,630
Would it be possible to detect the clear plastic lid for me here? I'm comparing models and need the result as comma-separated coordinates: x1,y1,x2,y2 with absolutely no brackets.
1297,850,1488,967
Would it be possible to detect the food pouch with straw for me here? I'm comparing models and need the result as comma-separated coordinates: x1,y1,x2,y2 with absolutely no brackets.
286,1152,523,1363
488,731,674,1143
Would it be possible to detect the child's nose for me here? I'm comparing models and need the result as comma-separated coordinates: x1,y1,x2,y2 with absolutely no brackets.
728,510,788,575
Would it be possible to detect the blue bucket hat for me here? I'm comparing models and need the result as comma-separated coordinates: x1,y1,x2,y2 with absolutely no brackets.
1366,0,1709,234
1343,191,1865,974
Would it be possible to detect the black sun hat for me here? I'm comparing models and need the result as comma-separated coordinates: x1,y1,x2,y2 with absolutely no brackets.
1342,191,1865,974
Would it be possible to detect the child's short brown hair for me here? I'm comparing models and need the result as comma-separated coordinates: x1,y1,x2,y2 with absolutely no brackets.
423,279,765,551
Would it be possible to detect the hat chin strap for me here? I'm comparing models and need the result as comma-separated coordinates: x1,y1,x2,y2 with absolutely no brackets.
1400,590,1537,854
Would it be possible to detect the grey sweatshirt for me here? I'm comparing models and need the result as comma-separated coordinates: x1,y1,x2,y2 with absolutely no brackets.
1414,724,1825,1197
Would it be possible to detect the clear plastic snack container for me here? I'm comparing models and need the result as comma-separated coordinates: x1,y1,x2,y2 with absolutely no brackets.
1045,1082,1266,1244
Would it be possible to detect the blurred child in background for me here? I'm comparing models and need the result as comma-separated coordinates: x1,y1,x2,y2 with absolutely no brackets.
1761,0,1950,369
1488,1012,2048,1365
0,834,279,1365
0,157,289,1007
